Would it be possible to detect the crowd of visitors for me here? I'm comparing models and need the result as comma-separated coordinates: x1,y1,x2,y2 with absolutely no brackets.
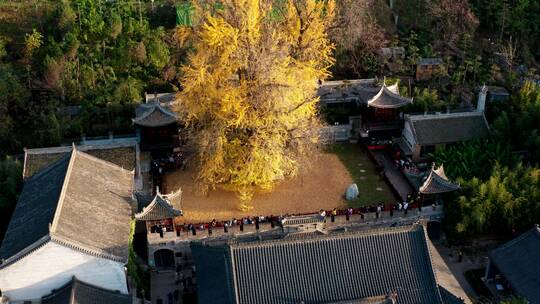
393,149,419,174
166,194,430,237
152,151,186,191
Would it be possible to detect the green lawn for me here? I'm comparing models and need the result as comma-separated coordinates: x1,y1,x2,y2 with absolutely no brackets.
329,143,396,207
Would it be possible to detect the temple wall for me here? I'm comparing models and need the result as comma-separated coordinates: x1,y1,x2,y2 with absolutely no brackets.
0,242,127,302
402,121,416,148
412,145,422,162
148,238,192,268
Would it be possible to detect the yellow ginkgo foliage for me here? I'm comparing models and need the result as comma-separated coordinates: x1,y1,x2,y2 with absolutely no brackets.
176,0,335,209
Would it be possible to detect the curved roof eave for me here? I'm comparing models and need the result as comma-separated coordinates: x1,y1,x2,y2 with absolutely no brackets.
367,85,413,109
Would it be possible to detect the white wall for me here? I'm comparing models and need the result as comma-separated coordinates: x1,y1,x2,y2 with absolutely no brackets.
402,121,416,148
0,242,127,302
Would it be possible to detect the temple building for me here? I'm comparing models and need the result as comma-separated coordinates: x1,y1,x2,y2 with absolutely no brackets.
134,189,195,303
317,79,380,106
416,58,446,81
362,82,413,139
413,164,460,208
135,189,182,270
40,276,131,304
0,147,134,303
484,225,540,302
133,94,180,152
317,79,412,142
191,224,465,304
419,165,460,196
401,111,490,162
22,139,138,179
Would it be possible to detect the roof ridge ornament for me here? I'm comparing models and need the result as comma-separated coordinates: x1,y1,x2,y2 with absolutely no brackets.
135,188,183,221
132,100,178,127
163,187,182,201
367,81,413,108
481,83,488,94
419,163,459,194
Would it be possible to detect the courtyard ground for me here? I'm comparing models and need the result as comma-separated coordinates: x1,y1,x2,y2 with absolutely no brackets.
328,144,396,205
163,152,350,223
164,144,396,223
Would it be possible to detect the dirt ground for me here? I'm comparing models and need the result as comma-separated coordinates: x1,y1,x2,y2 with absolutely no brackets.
163,153,352,223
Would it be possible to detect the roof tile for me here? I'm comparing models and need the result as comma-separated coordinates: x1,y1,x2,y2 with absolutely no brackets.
42,276,130,304
0,149,133,263
133,102,177,127
135,192,182,221
419,165,460,194
489,226,540,302
192,225,444,304
407,112,489,145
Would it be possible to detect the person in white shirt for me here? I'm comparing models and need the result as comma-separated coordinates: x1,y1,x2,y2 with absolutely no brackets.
403,201,409,215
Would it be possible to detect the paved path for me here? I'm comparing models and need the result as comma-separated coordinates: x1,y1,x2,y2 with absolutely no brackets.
434,245,488,303
150,205,445,243
370,150,413,201
429,242,474,303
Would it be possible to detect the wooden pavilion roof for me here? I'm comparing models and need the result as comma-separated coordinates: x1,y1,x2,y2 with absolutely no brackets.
367,82,413,109
135,188,182,221
133,102,178,127
419,165,460,195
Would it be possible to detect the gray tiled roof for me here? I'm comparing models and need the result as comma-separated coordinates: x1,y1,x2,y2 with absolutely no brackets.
407,112,489,145
419,165,459,194
50,150,133,261
489,225,540,302
327,296,395,304
192,225,444,304
0,155,70,260
145,92,177,103
419,58,444,66
133,102,177,127
438,286,465,304
0,149,133,263
23,144,136,178
486,86,509,96
317,79,380,104
135,193,182,221
317,79,412,108
41,276,131,304
367,84,413,109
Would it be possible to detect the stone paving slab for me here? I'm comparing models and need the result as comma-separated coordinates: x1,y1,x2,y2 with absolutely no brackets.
370,150,414,201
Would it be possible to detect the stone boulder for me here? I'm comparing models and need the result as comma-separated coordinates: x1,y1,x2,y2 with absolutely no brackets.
345,183,359,200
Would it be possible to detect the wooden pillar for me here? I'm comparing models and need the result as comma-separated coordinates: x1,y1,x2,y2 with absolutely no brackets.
170,217,176,234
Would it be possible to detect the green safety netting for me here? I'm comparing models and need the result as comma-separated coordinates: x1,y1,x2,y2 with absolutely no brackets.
176,3,193,26
176,1,228,26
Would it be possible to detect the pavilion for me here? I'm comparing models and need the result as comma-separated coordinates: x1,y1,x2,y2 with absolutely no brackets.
133,97,179,152
317,79,413,142
419,165,460,197
362,82,413,139
135,189,182,270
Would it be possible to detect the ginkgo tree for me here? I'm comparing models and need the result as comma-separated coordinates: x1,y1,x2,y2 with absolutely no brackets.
176,0,335,209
